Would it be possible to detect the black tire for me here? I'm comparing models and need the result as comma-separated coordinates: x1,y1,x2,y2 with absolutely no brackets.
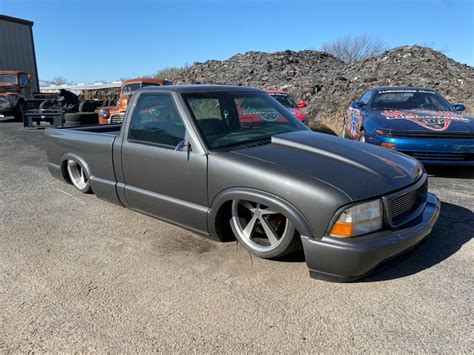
13,101,24,122
78,101,95,112
64,112,98,127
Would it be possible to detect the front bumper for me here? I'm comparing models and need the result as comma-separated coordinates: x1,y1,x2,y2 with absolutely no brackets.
0,106,14,117
370,135,474,166
302,193,441,282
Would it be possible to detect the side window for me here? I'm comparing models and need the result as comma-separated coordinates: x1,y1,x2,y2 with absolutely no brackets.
19,74,30,87
360,91,372,105
128,93,185,148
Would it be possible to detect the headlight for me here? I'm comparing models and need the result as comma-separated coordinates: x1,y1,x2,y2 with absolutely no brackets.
99,108,109,118
330,199,383,238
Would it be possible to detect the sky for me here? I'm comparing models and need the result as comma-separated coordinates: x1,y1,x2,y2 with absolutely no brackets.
1,0,473,83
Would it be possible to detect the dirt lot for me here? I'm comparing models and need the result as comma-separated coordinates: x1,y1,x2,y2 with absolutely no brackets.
0,121,472,352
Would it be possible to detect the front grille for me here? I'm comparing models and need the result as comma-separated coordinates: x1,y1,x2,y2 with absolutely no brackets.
387,178,428,227
110,113,124,124
403,151,473,162
385,130,474,139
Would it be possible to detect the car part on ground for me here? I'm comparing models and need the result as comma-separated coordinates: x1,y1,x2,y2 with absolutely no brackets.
64,112,99,127
45,85,440,281
343,86,474,166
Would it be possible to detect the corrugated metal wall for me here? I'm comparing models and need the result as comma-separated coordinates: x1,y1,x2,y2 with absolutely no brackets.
0,18,39,92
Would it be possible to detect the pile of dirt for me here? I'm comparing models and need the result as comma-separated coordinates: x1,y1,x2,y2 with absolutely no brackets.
174,45,474,134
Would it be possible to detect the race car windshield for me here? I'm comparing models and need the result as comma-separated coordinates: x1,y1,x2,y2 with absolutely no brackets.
182,91,307,149
0,75,17,84
371,90,451,111
270,94,298,108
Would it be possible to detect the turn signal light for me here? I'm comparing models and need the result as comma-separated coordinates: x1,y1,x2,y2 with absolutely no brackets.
330,222,353,238
381,142,397,149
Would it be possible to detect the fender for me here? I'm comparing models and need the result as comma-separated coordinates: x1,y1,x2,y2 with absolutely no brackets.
208,187,316,241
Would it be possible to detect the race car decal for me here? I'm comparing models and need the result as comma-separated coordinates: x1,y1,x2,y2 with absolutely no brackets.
345,107,362,138
381,110,470,131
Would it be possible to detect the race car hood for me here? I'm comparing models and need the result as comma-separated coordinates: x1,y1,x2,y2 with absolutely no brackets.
369,109,474,133
232,130,423,201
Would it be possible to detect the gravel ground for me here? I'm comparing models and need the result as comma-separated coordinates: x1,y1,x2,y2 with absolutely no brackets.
0,121,472,352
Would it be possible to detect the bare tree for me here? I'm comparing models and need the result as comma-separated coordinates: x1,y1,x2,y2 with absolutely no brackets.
154,64,189,81
51,76,71,85
321,35,387,64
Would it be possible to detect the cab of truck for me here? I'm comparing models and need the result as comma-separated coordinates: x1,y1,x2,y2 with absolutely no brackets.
0,70,33,120
97,77,171,124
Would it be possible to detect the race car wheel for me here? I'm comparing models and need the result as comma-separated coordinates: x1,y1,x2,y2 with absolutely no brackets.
230,199,300,259
66,160,92,193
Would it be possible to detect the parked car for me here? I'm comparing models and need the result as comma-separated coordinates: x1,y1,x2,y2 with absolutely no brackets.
45,85,440,281
98,77,171,124
267,90,308,124
343,87,474,165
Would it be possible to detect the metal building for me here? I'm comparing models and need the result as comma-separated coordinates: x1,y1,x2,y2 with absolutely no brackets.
0,14,39,92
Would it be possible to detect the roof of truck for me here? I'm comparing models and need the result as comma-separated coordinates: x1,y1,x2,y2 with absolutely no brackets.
0,70,23,75
140,84,264,93
122,77,171,86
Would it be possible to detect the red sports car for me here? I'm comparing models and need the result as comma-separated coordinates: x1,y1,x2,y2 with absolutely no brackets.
267,91,308,124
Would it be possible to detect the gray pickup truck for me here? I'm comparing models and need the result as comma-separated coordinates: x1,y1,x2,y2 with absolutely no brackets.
45,85,440,281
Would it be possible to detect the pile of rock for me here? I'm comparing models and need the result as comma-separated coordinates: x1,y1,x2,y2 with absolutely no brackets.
174,46,474,134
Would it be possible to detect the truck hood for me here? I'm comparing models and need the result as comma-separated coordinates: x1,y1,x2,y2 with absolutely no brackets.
0,83,19,93
369,109,474,133
231,130,423,201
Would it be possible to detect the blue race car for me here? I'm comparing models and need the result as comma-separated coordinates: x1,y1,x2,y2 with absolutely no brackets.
343,87,474,166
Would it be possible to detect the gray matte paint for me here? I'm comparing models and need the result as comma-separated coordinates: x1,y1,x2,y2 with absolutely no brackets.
44,85,440,280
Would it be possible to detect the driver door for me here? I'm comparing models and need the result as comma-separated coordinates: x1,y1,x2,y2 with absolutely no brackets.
120,92,208,233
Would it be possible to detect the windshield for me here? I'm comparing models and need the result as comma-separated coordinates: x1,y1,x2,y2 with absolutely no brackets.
370,89,451,111
122,83,141,95
269,93,298,108
0,74,17,84
182,91,307,149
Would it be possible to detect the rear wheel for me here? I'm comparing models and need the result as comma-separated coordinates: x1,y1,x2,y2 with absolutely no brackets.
66,160,92,193
230,199,300,259
13,101,24,122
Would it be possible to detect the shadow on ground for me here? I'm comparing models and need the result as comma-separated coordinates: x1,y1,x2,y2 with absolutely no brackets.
425,166,474,179
363,201,473,282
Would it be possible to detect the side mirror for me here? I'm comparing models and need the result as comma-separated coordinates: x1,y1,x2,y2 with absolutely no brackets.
297,102,307,108
452,103,465,112
352,101,365,109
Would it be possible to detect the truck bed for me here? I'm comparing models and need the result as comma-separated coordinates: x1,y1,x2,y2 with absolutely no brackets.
45,124,122,204
56,124,122,135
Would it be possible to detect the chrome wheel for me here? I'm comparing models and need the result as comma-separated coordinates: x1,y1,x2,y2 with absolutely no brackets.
66,160,90,192
358,131,365,142
230,199,296,257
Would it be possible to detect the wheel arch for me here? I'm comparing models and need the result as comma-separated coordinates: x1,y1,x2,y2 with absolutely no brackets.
59,152,92,183
208,187,315,242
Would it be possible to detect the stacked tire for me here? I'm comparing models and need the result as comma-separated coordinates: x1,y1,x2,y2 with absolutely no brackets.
64,112,98,127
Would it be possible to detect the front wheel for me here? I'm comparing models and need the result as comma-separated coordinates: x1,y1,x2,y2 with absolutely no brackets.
66,160,92,193
358,129,365,142
230,199,300,259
